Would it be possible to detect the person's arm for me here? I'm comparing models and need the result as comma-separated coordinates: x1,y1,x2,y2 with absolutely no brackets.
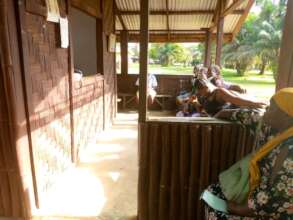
216,89,266,108
228,84,246,94
227,202,256,217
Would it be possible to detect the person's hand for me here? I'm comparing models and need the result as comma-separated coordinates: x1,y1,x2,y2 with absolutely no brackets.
227,201,256,217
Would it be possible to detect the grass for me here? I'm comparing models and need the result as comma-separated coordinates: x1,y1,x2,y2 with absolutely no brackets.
126,63,276,101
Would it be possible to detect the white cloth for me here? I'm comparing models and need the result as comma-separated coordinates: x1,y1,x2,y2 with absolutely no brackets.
135,74,158,89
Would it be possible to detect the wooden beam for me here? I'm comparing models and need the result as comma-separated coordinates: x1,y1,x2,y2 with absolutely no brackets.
117,29,206,33
114,2,127,30
117,33,233,43
232,0,255,38
215,17,224,66
223,0,244,17
276,0,293,90
120,30,128,76
204,30,212,67
71,0,102,18
117,9,244,16
138,0,149,123
166,0,170,41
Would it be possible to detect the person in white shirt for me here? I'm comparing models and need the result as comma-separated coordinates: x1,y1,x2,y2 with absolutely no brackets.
135,74,158,103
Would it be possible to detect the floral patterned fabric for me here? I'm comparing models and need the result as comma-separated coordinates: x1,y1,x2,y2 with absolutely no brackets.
205,136,293,220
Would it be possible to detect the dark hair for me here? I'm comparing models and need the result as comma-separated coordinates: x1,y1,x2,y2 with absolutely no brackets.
193,79,207,91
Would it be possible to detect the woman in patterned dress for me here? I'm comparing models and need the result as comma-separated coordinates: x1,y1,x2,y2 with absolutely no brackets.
205,88,293,220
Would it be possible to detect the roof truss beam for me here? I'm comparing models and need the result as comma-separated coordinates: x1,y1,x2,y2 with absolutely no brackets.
223,0,244,17
114,2,127,30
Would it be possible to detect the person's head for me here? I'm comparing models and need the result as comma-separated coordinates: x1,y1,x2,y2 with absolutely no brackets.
208,64,221,78
263,88,293,133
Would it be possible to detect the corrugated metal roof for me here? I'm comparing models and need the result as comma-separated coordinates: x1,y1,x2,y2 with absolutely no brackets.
169,14,213,30
116,17,123,30
122,15,140,30
169,0,217,11
149,15,167,30
115,0,254,39
224,14,242,33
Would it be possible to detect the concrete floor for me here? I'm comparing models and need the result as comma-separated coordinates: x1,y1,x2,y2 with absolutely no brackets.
36,113,138,220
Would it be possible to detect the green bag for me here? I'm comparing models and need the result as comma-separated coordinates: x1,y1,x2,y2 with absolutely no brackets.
219,154,251,205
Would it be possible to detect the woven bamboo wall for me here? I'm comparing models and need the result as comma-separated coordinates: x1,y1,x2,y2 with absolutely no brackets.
138,121,255,220
73,76,104,157
0,0,116,216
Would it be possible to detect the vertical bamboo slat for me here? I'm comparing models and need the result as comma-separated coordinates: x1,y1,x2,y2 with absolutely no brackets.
179,125,190,220
188,125,200,220
138,121,256,220
138,123,150,220
158,125,171,220
148,124,161,220
169,124,180,220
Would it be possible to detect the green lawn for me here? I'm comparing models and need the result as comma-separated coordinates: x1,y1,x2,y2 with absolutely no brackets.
128,63,276,101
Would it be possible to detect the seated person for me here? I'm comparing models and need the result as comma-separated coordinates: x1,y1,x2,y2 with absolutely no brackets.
204,88,293,219
176,92,203,117
193,65,208,80
208,65,246,94
136,73,158,103
194,79,266,116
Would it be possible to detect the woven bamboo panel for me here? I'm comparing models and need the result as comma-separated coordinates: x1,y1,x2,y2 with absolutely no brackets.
138,121,255,220
73,77,104,155
21,0,72,205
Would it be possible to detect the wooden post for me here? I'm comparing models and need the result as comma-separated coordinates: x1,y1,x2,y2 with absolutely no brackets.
204,30,212,67
138,0,149,123
215,16,224,66
276,0,293,90
120,30,128,76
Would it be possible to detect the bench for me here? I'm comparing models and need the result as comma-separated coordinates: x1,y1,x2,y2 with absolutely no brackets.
118,92,173,110
118,92,137,109
154,94,173,110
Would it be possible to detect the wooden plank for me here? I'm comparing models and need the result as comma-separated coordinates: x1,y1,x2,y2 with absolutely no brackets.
148,124,161,220
204,30,212,67
166,0,170,41
188,125,200,220
197,125,212,220
179,125,190,220
138,0,149,122
120,30,128,76
119,33,233,43
169,124,180,220
138,123,150,220
210,125,222,182
276,0,293,90
158,124,171,220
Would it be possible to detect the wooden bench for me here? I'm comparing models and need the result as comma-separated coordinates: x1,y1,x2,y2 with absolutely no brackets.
118,92,137,109
118,92,173,110
154,94,173,110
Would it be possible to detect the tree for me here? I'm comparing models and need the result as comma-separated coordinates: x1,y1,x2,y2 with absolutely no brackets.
157,43,185,66
222,15,257,76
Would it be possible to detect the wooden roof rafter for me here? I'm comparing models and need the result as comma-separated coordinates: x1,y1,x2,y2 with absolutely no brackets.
232,0,255,38
166,0,170,41
223,0,246,17
114,1,127,30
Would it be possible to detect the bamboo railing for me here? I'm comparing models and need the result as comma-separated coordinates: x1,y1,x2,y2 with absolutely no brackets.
138,119,255,220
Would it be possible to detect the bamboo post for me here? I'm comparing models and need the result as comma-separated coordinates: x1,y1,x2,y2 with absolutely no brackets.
120,30,128,76
138,0,149,122
204,30,212,67
276,0,293,90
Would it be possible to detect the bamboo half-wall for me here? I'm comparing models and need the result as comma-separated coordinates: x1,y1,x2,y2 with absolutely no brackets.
138,120,255,220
